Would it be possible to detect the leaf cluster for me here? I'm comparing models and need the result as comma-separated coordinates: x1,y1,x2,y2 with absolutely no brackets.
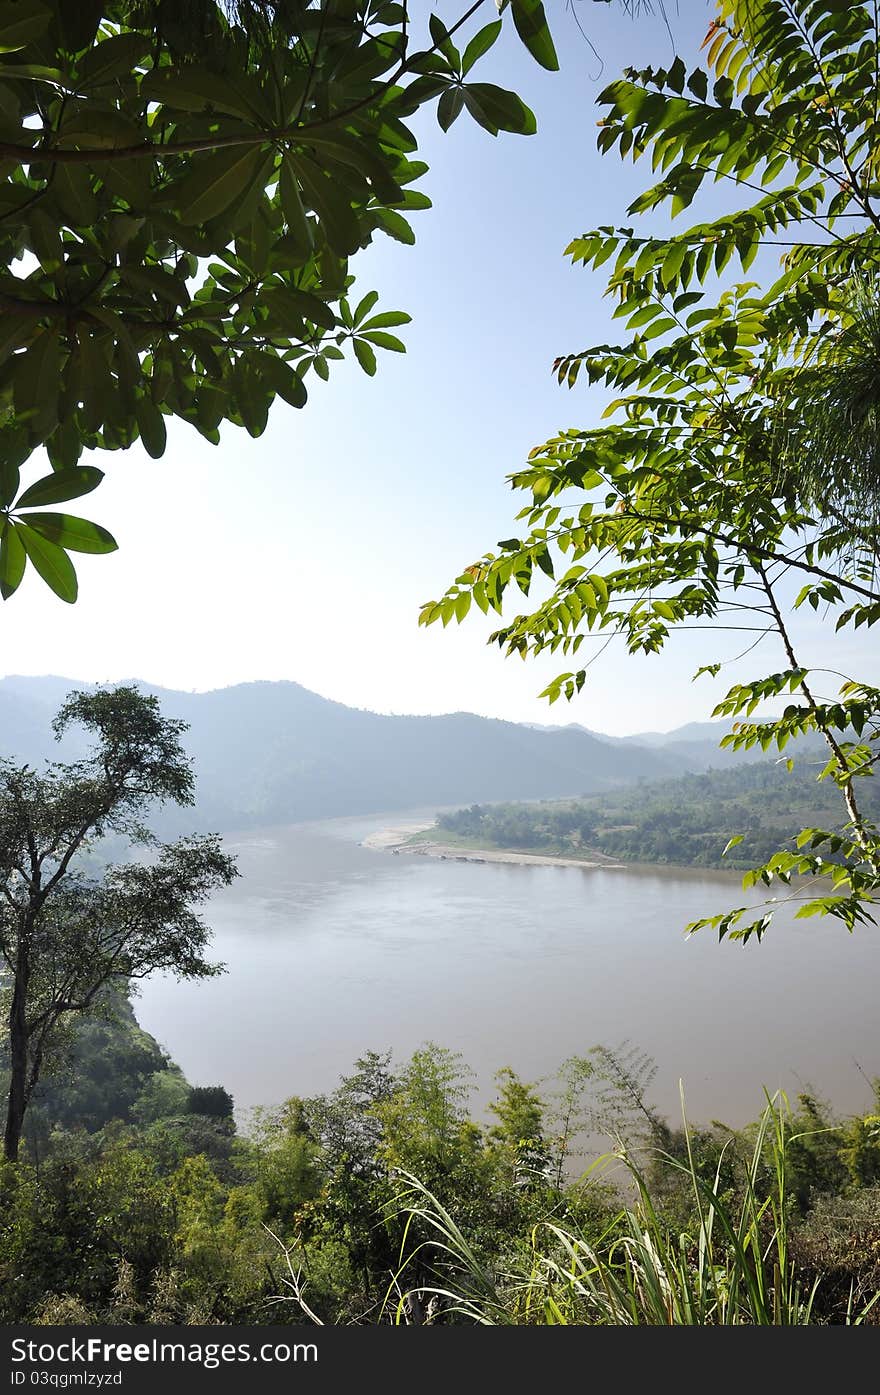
0,0,556,598
421,0,880,940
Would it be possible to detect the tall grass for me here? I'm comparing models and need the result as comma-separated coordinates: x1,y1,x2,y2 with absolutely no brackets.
386,1092,880,1325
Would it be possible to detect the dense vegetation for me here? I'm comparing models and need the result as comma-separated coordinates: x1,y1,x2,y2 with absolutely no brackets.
434,758,880,870
3,1000,880,1325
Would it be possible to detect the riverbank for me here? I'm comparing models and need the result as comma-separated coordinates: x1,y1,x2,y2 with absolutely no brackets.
361,824,624,869
360,820,436,849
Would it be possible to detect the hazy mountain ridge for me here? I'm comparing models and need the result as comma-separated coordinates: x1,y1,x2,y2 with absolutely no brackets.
0,675,768,830
522,717,763,769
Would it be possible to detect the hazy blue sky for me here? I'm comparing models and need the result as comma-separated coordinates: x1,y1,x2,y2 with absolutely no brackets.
2,2,876,735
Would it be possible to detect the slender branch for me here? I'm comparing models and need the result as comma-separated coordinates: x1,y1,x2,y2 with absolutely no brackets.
625,509,880,603
756,558,878,872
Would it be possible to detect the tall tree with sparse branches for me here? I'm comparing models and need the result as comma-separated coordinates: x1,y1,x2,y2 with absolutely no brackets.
0,685,237,1162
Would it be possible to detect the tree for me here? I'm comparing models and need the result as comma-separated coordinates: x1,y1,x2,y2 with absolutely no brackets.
487,1066,549,1182
374,1043,479,1192
0,0,560,603
187,1084,234,1118
0,684,237,1161
422,0,880,942
248,1096,321,1226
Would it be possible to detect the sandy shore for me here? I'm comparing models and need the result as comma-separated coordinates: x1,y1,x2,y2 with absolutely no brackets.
360,821,435,849
361,825,623,870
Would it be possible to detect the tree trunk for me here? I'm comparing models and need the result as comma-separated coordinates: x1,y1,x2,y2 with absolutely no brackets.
4,975,28,1163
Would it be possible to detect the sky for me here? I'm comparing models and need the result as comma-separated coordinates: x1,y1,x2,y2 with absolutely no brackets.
2,1,877,736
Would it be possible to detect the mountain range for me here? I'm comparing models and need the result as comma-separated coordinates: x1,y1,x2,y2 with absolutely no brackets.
526,718,770,770
0,674,786,831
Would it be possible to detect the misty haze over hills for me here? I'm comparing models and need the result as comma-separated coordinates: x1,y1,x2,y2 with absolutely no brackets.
0,675,772,831
527,718,775,771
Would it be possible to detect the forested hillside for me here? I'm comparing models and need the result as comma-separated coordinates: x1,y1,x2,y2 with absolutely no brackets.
434,758,879,870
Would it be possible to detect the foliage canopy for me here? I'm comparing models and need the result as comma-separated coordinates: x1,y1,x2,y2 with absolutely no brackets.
422,0,880,940
0,0,558,601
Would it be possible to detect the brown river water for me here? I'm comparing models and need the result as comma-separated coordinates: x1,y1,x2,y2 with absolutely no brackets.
135,812,880,1133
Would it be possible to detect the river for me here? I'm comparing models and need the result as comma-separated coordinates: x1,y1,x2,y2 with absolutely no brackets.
135,811,880,1132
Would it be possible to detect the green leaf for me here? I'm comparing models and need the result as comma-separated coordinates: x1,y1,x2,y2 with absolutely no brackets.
104,213,145,254
13,328,60,435
0,0,50,53
140,66,259,121
52,163,98,225
20,512,117,554
354,290,380,325
353,338,377,376
510,0,558,72
0,517,25,598
0,60,61,81
462,20,503,75
372,208,415,244
101,158,151,210
359,330,405,351
428,13,460,68
16,522,77,601
360,310,411,330
304,132,405,206
660,242,688,288
177,145,268,226
437,86,464,132
87,306,139,375
464,83,536,135
76,31,149,87
56,107,141,150
57,0,100,52
120,264,189,306
0,458,20,509
279,153,314,261
75,329,111,433
16,466,103,509
45,421,82,473
195,385,226,433
295,155,361,257
462,87,498,136
0,315,26,366
395,188,432,212
233,364,269,437
135,396,167,460
256,352,307,409
27,208,63,272
273,286,336,331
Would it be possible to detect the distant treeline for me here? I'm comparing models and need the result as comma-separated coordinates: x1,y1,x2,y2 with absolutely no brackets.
435,759,880,869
